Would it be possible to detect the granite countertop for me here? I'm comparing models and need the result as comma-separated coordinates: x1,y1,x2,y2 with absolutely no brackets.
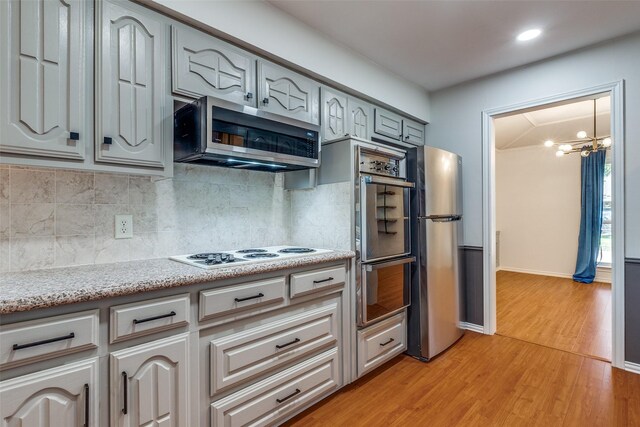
0,250,355,315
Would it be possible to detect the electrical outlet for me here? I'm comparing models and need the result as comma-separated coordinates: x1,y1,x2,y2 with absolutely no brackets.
115,215,133,239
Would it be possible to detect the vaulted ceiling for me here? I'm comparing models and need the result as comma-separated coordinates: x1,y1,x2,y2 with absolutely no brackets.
494,96,611,150
267,1,640,91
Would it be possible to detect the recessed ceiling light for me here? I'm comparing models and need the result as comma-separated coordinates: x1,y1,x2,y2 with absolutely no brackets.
517,28,542,42
544,140,554,147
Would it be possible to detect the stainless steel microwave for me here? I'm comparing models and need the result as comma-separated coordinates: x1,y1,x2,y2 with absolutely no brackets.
174,97,320,171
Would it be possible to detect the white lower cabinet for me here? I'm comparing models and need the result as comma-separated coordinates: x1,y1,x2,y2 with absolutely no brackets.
211,348,340,427
110,333,189,427
357,311,407,377
0,358,99,427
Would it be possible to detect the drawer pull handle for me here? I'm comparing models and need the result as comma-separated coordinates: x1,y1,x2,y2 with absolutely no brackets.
133,311,177,324
276,338,301,349
234,293,264,302
84,383,89,427
312,277,334,284
380,338,395,347
276,388,301,403
121,371,128,415
12,332,75,350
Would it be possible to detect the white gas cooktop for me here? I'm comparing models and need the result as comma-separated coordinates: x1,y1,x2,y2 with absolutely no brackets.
169,245,331,269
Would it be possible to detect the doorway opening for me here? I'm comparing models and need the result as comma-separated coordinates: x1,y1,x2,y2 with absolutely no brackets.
493,94,612,361
481,81,625,368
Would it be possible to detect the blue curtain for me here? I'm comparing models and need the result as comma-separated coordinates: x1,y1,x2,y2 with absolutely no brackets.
573,149,606,283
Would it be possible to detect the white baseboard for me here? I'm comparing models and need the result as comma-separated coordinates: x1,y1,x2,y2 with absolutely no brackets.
498,266,612,284
460,322,484,334
625,361,640,375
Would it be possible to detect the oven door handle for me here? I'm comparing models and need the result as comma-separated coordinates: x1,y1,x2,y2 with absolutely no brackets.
365,256,416,272
362,175,415,188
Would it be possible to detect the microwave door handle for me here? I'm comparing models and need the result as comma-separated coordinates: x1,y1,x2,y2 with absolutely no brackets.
365,257,416,272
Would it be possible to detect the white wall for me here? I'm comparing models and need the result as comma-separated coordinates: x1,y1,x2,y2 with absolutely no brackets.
496,146,581,276
426,32,640,256
148,0,431,121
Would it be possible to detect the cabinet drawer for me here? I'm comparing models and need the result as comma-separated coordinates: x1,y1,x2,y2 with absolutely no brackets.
199,277,286,322
210,303,338,394
357,311,406,377
0,310,99,370
110,293,190,343
290,266,346,298
211,348,340,427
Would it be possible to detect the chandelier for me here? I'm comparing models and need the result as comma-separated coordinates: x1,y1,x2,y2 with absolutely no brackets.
543,98,611,157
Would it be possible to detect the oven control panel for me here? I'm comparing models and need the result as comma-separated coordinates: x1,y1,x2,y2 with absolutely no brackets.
359,149,405,178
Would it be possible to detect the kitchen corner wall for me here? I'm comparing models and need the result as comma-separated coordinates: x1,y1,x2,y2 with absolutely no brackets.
0,163,292,272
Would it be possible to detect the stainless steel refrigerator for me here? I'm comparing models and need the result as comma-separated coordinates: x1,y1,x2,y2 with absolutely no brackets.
407,146,464,361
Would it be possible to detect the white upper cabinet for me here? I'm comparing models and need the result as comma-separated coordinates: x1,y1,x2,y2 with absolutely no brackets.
402,118,425,146
257,60,320,125
95,0,167,168
0,0,88,160
321,87,348,141
171,25,256,106
347,97,372,140
373,107,403,141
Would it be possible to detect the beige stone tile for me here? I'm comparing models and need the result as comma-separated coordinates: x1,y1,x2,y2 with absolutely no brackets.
130,233,163,260
56,170,94,204
94,235,129,264
95,173,128,204
10,236,55,271
55,235,95,267
130,204,158,233
94,204,129,236
56,204,95,235
0,169,9,203
10,168,55,203
129,176,157,205
0,203,9,238
11,203,55,237
0,239,9,272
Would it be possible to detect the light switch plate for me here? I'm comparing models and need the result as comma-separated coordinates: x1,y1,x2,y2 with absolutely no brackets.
115,215,133,239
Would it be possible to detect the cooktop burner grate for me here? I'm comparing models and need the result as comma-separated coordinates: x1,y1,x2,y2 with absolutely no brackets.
236,249,268,253
188,253,228,260
243,253,279,259
278,248,316,254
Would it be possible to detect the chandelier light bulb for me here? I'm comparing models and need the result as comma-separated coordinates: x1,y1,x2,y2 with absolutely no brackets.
602,137,612,147
581,150,590,157
555,150,565,157
543,140,554,147
576,130,588,139
561,144,572,152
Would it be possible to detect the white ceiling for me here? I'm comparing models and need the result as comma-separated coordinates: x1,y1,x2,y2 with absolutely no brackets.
495,96,611,150
267,1,640,91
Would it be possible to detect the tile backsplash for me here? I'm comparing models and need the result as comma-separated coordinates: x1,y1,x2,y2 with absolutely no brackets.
0,163,294,272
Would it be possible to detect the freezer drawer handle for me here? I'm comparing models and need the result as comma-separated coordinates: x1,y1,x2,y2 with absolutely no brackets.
234,293,264,302
12,332,75,350
276,388,301,403
312,277,334,284
275,338,301,349
365,257,416,272
133,311,177,324
380,338,395,347
428,215,462,222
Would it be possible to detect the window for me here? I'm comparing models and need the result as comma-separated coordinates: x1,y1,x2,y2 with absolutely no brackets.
599,152,612,266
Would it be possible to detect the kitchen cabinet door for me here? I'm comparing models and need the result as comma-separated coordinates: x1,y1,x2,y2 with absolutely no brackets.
0,358,98,427
348,97,372,140
110,333,189,427
95,0,167,168
257,60,320,125
171,26,256,106
0,0,88,160
374,107,402,141
402,118,425,146
321,87,348,142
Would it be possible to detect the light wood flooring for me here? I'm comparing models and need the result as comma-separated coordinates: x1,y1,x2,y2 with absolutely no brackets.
284,333,640,426
497,271,611,361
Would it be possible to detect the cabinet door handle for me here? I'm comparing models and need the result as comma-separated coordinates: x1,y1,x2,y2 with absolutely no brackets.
276,388,301,403
404,135,410,140
132,311,176,324
380,338,395,347
262,98,269,105
12,332,75,350
84,383,89,427
70,132,80,141
234,292,264,302
275,338,300,349
246,92,253,100
121,371,128,415
103,137,113,145
312,277,334,284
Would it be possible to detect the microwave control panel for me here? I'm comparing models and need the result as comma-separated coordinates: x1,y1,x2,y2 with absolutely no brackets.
359,149,405,178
